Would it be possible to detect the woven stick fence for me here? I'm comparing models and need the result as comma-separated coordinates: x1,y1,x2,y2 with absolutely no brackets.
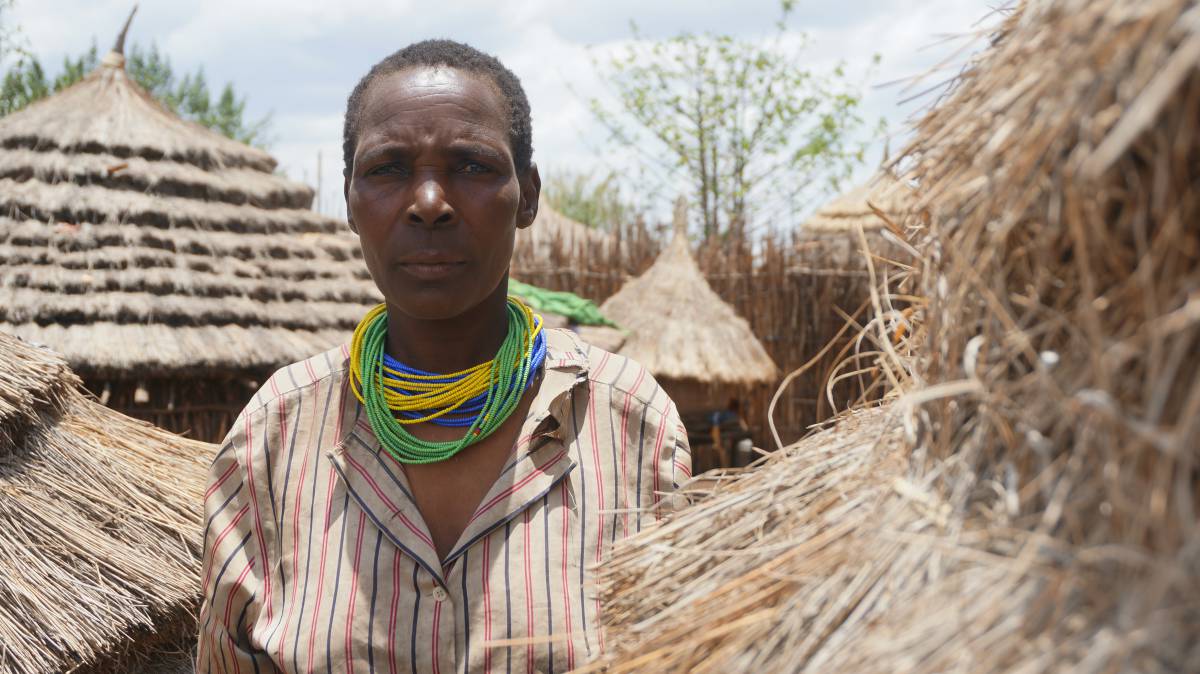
513,218,882,448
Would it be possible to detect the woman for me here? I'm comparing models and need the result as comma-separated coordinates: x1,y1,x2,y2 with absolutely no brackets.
197,39,691,674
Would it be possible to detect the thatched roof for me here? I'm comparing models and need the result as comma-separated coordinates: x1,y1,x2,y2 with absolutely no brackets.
0,26,376,377
799,174,909,235
594,0,1200,670
0,331,210,673
511,204,614,271
599,201,776,385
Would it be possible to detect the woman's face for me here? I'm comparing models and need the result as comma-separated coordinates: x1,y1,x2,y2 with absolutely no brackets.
345,66,539,321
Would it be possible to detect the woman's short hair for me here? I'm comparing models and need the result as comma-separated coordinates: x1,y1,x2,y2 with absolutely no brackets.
342,39,533,176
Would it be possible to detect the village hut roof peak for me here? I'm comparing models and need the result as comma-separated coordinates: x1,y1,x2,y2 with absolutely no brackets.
0,8,273,173
599,198,776,385
0,9,383,377
110,5,138,59
0,331,210,673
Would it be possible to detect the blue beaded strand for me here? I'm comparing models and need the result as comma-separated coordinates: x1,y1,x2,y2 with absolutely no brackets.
376,329,547,428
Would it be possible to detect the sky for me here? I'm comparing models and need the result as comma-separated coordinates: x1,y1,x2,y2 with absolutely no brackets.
6,0,995,223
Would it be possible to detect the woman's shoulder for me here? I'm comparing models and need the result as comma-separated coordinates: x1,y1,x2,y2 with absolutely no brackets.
544,328,675,417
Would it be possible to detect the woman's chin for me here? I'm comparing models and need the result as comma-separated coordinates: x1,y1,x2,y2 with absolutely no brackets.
381,285,490,322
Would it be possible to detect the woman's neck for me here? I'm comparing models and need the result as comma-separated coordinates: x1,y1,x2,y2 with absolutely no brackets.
383,279,511,373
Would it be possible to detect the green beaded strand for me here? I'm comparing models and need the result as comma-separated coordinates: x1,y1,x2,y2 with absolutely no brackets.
359,302,535,464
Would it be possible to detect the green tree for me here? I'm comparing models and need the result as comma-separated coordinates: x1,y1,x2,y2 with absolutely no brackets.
127,43,175,102
174,69,211,120
543,169,641,231
0,54,45,114
0,39,270,146
52,43,98,91
590,4,879,238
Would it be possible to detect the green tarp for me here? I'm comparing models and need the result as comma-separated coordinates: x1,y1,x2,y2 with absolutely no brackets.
509,279,618,328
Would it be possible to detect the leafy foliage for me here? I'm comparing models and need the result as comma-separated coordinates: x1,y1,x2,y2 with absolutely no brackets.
1,39,270,146
0,53,43,114
543,169,642,231
590,4,880,238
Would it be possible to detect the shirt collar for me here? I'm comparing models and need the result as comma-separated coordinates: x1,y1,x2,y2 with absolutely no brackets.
519,327,591,442
541,326,591,372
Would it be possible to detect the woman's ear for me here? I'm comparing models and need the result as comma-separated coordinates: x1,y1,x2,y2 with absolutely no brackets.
516,163,541,230
344,173,357,234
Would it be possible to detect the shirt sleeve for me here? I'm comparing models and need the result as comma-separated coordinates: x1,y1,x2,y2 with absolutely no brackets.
653,402,693,519
667,404,692,491
195,420,278,674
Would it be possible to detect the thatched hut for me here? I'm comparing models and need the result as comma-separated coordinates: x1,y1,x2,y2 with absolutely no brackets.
799,174,908,235
592,0,1199,671
794,173,913,264
512,204,614,270
509,203,641,311
0,331,210,673
0,16,376,441
600,200,776,467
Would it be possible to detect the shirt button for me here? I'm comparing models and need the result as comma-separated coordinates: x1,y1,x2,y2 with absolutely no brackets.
431,587,448,602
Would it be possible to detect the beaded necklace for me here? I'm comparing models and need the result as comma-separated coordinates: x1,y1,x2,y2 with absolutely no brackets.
349,297,546,464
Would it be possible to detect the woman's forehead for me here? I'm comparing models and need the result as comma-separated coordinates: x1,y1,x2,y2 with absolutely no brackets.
360,66,509,133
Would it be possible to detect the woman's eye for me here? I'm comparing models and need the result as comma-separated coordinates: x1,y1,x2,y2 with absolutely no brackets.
367,163,407,177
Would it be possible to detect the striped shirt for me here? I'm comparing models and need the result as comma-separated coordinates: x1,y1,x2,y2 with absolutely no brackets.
196,328,691,673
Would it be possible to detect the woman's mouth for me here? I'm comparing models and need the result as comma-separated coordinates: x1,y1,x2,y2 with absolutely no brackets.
396,255,467,280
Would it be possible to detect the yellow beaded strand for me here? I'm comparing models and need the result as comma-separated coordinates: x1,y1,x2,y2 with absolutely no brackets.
348,298,544,425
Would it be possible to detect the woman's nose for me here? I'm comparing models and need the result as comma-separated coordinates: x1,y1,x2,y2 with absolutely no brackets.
407,176,455,227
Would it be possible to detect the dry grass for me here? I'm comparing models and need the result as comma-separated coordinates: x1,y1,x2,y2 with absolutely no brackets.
589,0,1200,671
0,147,314,210
0,43,365,392
0,329,77,447
0,332,211,674
0,41,365,444
585,403,912,673
514,205,618,269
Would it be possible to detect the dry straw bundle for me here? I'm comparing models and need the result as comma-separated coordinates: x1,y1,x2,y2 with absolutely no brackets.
589,0,1199,671
0,333,211,674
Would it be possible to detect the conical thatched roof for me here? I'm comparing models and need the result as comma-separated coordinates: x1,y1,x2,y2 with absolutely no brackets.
799,174,909,235
0,20,377,377
0,331,210,673
600,200,776,385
